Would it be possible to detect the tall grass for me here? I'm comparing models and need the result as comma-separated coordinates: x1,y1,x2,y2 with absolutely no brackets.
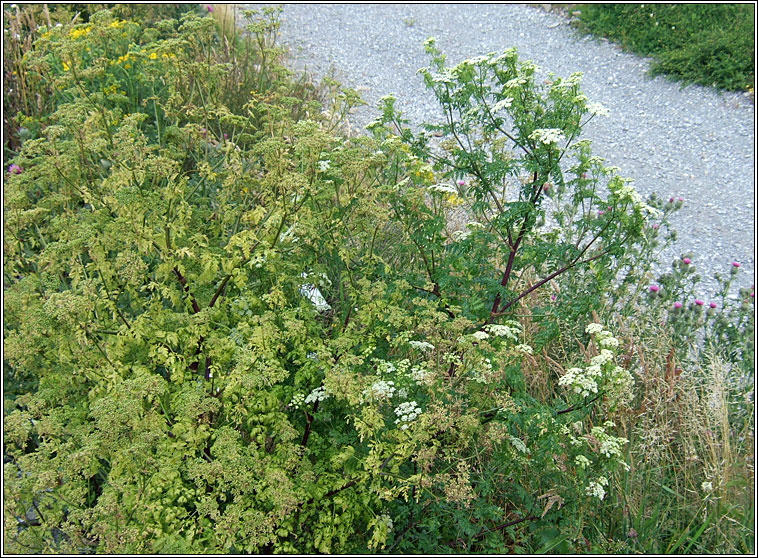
605,317,755,554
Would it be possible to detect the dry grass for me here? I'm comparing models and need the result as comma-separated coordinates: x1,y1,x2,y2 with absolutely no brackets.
613,314,754,552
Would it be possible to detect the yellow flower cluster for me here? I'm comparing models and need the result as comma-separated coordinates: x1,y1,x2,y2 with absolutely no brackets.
116,52,134,69
103,84,126,96
69,26,92,40
445,193,464,206
111,49,176,69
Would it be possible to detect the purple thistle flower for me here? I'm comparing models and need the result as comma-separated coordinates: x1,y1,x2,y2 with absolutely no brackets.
649,285,660,293
8,163,22,174
682,257,691,265
674,301,683,309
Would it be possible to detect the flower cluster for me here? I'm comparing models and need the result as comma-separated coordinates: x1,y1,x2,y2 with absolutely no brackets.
394,401,422,430
586,476,609,500
409,365,431,384
586,102,609,117
427,182,457,194
515,343,533,355
408,340,435,352
591,423,628,460
305,386,329,405
470,357,493,384
365,380,396,400
609,178,662,219
509,435,529,454
558,366,601,397
373,359,397,375
504,76,528,89
552,72,583,89
471,330,490,341
491,97,513,112
558,323,634,406
529,128,565,146
484,320,521,341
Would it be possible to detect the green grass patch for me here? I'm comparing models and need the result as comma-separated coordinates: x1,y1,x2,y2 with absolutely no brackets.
573,4,755,92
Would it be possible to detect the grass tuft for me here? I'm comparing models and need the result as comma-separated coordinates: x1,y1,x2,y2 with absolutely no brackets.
573,4,755,92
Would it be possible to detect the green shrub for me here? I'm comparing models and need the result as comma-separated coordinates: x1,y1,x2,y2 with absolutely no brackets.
3,5,753,555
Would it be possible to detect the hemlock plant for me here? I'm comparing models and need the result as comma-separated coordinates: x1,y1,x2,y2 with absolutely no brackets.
4,8,676,554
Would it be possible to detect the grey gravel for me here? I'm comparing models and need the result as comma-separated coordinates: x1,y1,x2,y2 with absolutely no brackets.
239,3,755,299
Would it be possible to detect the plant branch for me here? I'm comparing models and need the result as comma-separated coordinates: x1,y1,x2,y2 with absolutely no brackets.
494,210,618,315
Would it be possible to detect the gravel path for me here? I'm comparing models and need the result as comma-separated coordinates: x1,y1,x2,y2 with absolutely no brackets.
240,3,755,299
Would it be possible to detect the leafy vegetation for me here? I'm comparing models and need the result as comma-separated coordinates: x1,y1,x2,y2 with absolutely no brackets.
3,4,754,554
573,4,755,92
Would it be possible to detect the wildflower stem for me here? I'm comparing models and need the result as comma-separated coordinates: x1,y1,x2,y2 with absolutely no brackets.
300,399,319,448
556,392,602,415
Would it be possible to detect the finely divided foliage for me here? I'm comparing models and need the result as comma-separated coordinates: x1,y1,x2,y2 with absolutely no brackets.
3,6,752,555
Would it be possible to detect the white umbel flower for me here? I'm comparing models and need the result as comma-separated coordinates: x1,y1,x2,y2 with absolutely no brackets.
305,386,329,404
366,380,396,400
509,435,529,454
394,401,422,430
491,97,513,112
586,102,609,116
586,477,608,500
529,128,565,145
408,340,435,352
